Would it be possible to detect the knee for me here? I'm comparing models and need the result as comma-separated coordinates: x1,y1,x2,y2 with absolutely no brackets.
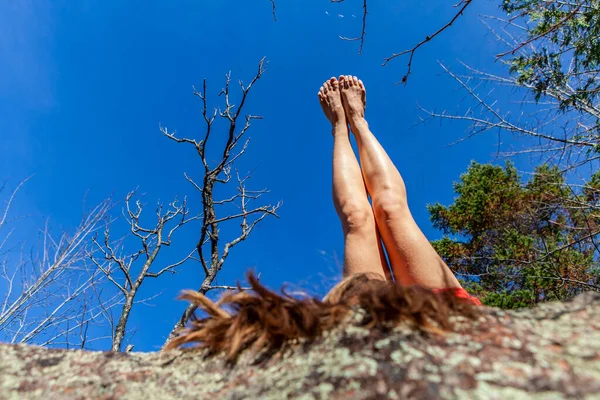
338,201,373,233
373,190,409,221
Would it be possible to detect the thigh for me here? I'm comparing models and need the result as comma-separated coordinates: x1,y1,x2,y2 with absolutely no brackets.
376,210,461,289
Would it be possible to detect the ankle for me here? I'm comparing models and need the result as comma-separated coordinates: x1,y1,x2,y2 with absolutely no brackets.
348,116,368,131
331,121,348,134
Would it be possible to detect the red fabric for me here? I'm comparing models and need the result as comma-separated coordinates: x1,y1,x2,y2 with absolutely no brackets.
432,287,482,306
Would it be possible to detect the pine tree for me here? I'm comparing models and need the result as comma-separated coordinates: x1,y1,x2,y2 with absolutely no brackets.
429,161,600,308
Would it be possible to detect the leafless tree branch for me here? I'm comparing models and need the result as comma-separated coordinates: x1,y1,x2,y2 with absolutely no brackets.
419,61,599,169
270,0,277,21
0,179,117,348
335,0,368,54
90,190,199,351
162,58,281,348
382,0,473,84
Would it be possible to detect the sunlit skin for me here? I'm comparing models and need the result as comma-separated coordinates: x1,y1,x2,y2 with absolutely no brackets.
318,77,391,281
319,76,461,290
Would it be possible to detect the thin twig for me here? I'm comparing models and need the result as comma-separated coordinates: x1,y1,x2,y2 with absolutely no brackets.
382,0,473,84
338,0,368,54
270,0,276,21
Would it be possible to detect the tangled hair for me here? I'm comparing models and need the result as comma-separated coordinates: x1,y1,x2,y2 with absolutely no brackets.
165,272,481,362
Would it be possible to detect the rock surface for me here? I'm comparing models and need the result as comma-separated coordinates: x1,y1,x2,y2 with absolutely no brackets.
1,293,600,399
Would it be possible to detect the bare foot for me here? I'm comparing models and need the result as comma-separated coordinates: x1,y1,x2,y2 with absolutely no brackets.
318,77,346,129
339,75,366,124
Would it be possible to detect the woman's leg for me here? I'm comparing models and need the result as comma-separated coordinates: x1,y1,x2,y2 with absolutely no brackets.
338,75,461,289
319,77,390,280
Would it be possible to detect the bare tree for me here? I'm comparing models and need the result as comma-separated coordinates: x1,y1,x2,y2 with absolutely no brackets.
0,178,117,348
90,191,199,351
1,59,280,351
161,57,281,347
419,10,600,172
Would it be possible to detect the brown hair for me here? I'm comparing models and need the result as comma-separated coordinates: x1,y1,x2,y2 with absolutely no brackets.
165,272,480,362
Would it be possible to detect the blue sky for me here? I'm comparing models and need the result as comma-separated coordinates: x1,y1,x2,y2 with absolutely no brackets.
2,0,530,351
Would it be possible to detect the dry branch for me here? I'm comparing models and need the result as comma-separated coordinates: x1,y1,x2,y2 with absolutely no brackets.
90,191,199,351
0,179,116,348
420,60,600,170
382,0,473,84
270,0,277,21
162,57,281,347
334,0,368,54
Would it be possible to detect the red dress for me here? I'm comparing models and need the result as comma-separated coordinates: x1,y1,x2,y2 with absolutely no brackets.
432,287,482,306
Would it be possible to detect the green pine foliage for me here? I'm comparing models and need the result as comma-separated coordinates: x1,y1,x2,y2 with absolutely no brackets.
429,161,600,308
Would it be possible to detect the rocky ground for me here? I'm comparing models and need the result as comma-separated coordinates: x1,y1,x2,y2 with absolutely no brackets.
1,292,600,399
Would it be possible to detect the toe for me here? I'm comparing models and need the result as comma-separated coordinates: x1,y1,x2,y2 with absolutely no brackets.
358,79,365,89
353,76,359,86
347,75,354,86
342,76,349,89
330,77,338,88
325,80,332,93
331,78,339,91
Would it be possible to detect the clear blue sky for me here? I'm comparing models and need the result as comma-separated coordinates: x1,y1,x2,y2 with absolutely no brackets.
2,0,526,351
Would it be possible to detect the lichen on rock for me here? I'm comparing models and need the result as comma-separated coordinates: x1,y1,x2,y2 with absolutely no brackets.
1,292,600,399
